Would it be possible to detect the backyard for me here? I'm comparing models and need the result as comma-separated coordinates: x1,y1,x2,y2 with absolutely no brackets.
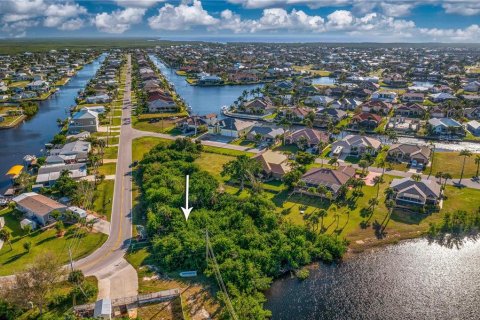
0,208,107,276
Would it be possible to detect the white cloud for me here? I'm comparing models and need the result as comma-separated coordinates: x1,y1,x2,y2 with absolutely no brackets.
442,2,480,16
95,7,146,33
59,18,85,31
43,2,87,28
227,0,348,9
115,0,166,8
148,0,218,30
326,10,354,29
419,24,480,41
379,3,414,17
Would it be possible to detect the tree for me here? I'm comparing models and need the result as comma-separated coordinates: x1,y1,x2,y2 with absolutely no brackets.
14,172,32,193
328,157,339,167
368,198,379,213
384,187,394,199
0,229,12,250
373,175,383,197
221,155,261,190
296,152,316,165
358,160,369,176
23,241,32,253
459,149,472,183
318,209,328,231
442,172,452,189
475,155,480,178
435,171,444,185
4,252,64,315
411,174,422,182
68,269,85,286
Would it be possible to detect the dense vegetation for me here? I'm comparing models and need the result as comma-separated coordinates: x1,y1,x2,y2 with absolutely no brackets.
428,208,480,238
20,101,39,117
140,138,347,319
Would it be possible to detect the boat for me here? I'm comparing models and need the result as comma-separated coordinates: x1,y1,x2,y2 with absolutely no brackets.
179,271,197,278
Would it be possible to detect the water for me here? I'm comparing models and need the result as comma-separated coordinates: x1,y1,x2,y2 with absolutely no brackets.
149,55,262,116
0,54,106,193
265,238,480,319
312,77,336,85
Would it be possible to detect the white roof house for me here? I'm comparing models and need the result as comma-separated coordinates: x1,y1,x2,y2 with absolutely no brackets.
93,298,112,319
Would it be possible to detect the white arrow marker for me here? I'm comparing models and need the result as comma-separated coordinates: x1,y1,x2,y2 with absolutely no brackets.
181,175,193,220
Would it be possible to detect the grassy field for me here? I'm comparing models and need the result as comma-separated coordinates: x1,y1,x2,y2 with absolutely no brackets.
92,180,114,220
292,65,331,76
194,152,235,181
0,208,107,276
97,163,116,175
230,138,257,148
202,145,254,157
132,136,171,162
132,116,180,134
431,151,480,178
103,146,118,159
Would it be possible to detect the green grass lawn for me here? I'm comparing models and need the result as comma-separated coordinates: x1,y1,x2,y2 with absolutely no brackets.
9,81,29,88
273,144,299,154
194,152,235,181
0,209,107,276
111,117,121,126
431,151,480,178
132,116,179,134
230,138,256,148
97,163,116,176
132,136,170,162
103,146,118,159
92,180,114,220
202,145,254,157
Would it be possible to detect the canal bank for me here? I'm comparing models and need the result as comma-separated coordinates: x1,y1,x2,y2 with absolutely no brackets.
148,54,262,116
0,54,106,193
265,238,480,320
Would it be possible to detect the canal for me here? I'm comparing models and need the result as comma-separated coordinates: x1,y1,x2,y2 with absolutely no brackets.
265,238,480,319
149,54,262,116
0,54,106,193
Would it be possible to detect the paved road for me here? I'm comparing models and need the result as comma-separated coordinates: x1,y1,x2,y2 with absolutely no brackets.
74,54,138,300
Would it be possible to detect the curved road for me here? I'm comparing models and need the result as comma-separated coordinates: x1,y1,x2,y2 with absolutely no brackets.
74,54,138,300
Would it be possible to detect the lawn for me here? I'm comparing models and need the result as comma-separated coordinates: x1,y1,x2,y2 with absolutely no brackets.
132,136,171,162
132,116,180,134
9,81,29,88
194,152,235,181
0,209,107,276
202,145,254,157
431,151,480,178
273,144,299,154
93,180,114,220
103,146,118,159
230,138,256,148
97,162,116,176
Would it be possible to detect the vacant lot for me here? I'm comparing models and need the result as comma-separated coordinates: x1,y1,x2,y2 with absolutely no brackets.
431,151,480,178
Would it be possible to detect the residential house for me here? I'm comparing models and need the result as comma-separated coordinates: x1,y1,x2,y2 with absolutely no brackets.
361,101,392,115
285,128,329,149
296,166,356,199
85,94,111,104
467,120,480,136
463,81,480,92
428,118,464,135
197,75,223,86
371,91,397,103
339,98,362,111
69,109,99,133
349,112,383,129
36,163,88,186
13,192,67,225
179,114,217,132
209,118,255,138
394,103,426,118
390,178,442,208
304,95,333,107
246,126,284,143
314,108,347,126
242,97,275,115
402,92,425,103
464,107,480,120
49,140,91,163
387,143,432,166
330,134,381,157
429,92,456,102
252,150,291,179
147,98,178,113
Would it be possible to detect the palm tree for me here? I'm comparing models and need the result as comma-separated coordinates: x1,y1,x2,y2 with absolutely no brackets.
459,149,472,183
318,209,328,231
475,155,480,178
328,157,339,167
221,155,261,190
384,187,394,199
411,174,422,182
0,229,12,250
368,198,379,212
373,175,383,197
317,185,328,203
428,141,436,178
442,172,452,189
435,171,444,185
358,159,369,176
377,158,386,176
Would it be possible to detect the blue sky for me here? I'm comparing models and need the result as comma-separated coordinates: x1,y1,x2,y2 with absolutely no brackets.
0,0,479,42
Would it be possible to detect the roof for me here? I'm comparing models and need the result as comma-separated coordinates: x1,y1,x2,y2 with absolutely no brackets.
288,128,329,144
218,118,255,131
334,134,382,149
253,150,291,175
301,166,355,193
72,109,98,120
390,178,441,199
389,143,431,160
428,117,461,128
13,192,66,217
6,165,24,176
94,299,112,318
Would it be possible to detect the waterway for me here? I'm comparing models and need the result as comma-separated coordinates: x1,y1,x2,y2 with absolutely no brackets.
149,54,262,116
0,54,106,193
265,238,480,319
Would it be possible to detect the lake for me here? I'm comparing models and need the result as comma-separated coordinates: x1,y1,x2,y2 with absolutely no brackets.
149,54,262,116
0,54,105,194
265,238,480,319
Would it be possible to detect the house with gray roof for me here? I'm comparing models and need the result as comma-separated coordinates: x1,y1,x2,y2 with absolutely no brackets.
427,118,464,135
467,120,480,136
69,109,99,133
387,143,432,166
330,134,381,157
297,166,356,199
390,178,442,208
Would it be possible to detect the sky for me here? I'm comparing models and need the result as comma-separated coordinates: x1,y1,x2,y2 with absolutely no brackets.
1,0,480,42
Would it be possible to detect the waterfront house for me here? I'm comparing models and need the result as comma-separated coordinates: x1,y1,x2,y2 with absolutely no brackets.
242,97,275,115
147,98,178,113
429,92,456,102
314,108,347,126
36,163,87,186
338,98,362,111
330,134,381,157
401,92,425,103
296,166,355,199
285,128,329,149
361,101,392,115
387,143,431,167
49,140,91,163
179,114,217,132
252,150,291,179
209,118,255,138
304,95,333,107
467,120,480,136
13,192,67,225
197,75,223,86
69,109,99,133
427,117,464,135
246,126,284,143
85,94,111,104
389,178,441,208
